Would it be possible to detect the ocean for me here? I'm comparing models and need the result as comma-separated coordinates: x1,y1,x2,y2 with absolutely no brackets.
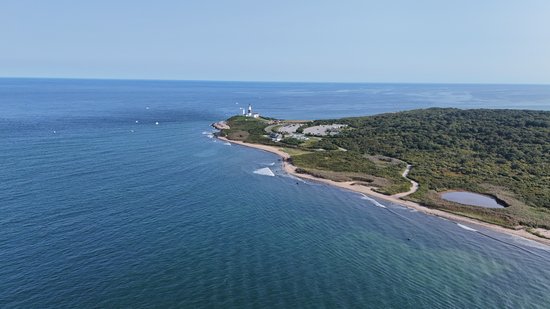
1,78,550,308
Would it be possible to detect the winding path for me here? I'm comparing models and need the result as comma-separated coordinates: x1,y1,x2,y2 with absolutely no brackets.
392,164,419,198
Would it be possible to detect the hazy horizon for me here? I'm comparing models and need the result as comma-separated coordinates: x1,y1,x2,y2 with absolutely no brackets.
2,0,550,84
2,76,550,86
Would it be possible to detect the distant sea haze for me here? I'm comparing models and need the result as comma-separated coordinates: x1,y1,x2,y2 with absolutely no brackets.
1,79,550,308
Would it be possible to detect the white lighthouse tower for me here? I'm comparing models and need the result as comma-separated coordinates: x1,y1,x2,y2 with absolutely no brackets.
247,104,252,117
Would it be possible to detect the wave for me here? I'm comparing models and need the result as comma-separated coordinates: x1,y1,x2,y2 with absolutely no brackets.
457,223,477,232
201,130,215,138
258,162,276,166
511,236,550,252
287,174,307,183
279,172,307,183
456,223,549,259
253,167,275,177
475,230,549,259
223,142,231,146
360,194,386,208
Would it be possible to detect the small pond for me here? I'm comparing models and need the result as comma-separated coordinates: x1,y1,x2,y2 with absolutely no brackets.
441,191,505,208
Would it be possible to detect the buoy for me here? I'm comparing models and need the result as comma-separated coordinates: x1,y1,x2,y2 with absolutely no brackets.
155,122,159,125
135,120,139,123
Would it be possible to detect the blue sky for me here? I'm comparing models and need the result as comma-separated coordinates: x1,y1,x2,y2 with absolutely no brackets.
1,0,549,83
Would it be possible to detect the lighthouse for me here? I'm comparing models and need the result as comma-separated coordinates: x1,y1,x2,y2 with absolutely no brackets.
239,104,260,118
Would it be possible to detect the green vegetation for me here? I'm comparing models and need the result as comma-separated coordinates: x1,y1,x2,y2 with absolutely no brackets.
292,151,410,195
221,116,412,195
319,108,550,228
222,116,272,142
279,147,312,156
281,137,303,145
308,139,339,150
221,109,550,229
223,116,300,147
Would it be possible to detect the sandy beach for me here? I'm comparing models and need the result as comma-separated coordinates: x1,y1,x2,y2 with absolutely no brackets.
218,136,550,246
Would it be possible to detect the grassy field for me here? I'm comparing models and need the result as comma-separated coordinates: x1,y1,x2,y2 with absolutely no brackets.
291,151,410,195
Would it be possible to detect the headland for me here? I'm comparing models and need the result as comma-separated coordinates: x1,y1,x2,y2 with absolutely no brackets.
214,108,550,245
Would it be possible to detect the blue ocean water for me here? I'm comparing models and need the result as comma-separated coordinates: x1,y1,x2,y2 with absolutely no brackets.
1,78,550,308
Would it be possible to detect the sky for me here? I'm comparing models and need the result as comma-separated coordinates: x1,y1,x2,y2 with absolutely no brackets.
1,0,549,83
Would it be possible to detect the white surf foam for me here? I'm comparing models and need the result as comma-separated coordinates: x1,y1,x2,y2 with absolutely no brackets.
259,162,276,166
223,142,231,146
457,223,477,232
253,167,275,177
360,194,387,208
510,235,550,251
280,173,307,183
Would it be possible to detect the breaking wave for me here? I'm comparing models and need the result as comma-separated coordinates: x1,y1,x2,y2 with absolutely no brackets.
253,167,275,177
360,194,387,208
457,223,477,232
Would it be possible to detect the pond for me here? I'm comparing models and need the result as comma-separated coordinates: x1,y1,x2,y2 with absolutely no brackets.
441,191,506,208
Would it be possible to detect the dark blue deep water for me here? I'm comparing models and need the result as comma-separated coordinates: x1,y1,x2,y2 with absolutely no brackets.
1,78,550,308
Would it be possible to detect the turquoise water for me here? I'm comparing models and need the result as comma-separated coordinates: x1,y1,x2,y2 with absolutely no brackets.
442,192,505,208
1,79,550,308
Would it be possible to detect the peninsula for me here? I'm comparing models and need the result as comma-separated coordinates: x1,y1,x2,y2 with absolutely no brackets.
214,108,550,243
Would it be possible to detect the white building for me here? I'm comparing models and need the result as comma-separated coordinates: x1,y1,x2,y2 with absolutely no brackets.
241,104,260,118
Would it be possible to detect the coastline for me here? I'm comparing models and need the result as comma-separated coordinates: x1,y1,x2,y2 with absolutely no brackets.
218,136,550,246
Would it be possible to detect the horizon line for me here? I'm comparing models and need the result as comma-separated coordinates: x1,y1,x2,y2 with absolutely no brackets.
1,76,549,86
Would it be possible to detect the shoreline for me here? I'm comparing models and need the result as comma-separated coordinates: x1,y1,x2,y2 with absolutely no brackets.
217,136,550,247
